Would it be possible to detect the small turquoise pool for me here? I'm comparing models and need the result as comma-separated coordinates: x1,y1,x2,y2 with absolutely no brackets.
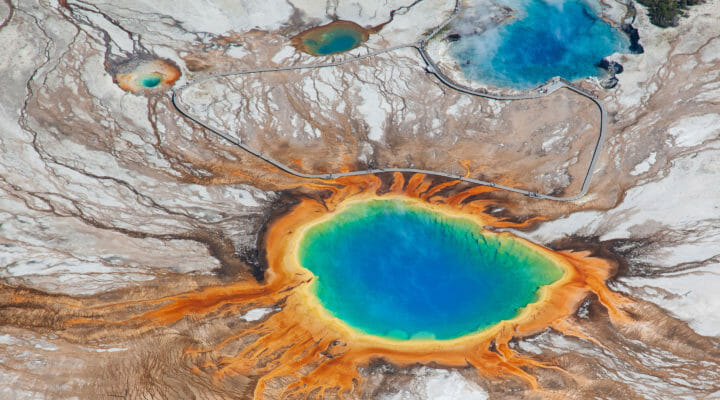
298,200,564,340
450,0,629,89
139,73,163,88
305,29,362,55
294,21,367,56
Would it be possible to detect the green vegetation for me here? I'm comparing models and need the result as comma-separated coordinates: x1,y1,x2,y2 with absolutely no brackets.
636,0,702,27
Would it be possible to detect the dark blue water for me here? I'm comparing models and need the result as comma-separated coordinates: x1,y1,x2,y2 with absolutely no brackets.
298,200,564,340
451,0,629,89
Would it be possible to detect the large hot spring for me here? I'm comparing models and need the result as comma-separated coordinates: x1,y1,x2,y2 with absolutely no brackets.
297,200,565,341
449,0,630,89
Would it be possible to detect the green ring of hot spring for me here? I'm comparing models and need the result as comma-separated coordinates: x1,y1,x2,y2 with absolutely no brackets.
298,23,366,55
297,199,565,341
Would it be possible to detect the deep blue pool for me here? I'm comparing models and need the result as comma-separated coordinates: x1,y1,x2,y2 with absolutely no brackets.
298,200,564,340
450,0,629,89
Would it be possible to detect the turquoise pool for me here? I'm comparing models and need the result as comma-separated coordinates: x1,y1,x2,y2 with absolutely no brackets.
294,21,367,56
298,200,564,340
138,73,163,88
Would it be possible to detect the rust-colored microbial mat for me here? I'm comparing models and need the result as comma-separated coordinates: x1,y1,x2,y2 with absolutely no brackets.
114,58,181,93
64,173,635,399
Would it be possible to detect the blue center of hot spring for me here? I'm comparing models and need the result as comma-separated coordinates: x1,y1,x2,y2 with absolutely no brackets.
139,73,163,88
450,0,629,89
304,27,364,55
298,200,564,340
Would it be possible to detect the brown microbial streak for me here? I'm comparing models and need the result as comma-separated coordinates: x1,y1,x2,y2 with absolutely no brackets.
287,157,305,169
69,173,635,399
339,158,356,173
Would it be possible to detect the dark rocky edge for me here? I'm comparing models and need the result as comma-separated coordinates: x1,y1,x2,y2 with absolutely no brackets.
446,33,461,42
600,76,619,89
621,23,644,54
598,59,624,89
598,58,624,75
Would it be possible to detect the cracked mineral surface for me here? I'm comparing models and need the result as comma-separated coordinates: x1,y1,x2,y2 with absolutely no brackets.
1,0,719,399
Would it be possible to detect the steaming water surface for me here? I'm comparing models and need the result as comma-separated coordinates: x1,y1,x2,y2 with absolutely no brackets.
450,0,629,89
298,200,565,340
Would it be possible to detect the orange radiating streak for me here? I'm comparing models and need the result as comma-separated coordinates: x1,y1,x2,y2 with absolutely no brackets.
404,173,426,197
287,157,304,169
422,179,461,201
413,179,433,198
460,160,473,178
405,173,435,199
552,319,606,349
445,184,498,207
389,171,405,193
66,173,632,399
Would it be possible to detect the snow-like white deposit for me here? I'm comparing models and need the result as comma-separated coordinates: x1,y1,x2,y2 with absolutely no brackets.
700,37,720,63
240,307,276,322
530,147,720,335
630,152,656,175
621,268,720,336
357,84,390,142
668,114,720,147
533,148,720,253
93,0,294,35
383,368,489,400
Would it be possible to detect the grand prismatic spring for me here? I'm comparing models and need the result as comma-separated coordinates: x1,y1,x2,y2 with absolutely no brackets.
4,0,720,397
61,173,634,399
297,199,565,341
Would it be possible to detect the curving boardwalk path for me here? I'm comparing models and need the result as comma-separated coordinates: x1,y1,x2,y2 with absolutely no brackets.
171,0,608,202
